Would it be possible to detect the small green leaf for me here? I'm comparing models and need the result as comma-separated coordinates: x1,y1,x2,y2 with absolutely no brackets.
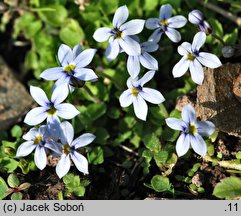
11,192,22,200
0,176,8,200
59,19,85,47
11,125,22,138
18,183,31,190
87,146,104,165
7,174,20,188
151,175,172,193
154,150,169,164
236,151,241,160
0,158,19,173
143,133,160,152
94,127,109,145
74,186,85,197
213,177,241,199
38,5,67,27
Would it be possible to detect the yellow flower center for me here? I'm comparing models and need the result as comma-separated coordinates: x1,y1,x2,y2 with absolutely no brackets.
34,135,43,145
114,28,124,39
131,87,141,97
63,144,70,155
159,19,169,26
186,53,195,61
47,103,57,116
189,123,197,135
64,64,75,75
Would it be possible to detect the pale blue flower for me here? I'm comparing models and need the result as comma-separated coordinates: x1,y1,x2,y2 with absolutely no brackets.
145,4,187,43
93,5,145,61
127,40,159,78
24,85,80,126
188,10,212,34
119,71,165,121
16,125,56,170
165,104,215,157
172,32,222,85
40,44,97,92
47,121,95,178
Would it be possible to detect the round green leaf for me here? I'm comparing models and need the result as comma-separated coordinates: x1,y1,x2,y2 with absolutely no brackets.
7,174,20,188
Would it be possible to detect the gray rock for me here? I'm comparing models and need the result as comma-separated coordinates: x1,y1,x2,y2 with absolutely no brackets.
0,57,33,130
196,63,241,137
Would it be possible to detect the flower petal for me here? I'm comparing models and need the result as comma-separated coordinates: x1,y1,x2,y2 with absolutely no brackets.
58,44,73,66
182,104,196,124
54,75,71,87
74,68,98,81
140,87,165,104
197,52,222,68
127,55,140,78
196,121,215,136
192,32,206,52
177,42,192,55
148,29,163,43
165,27,181,43
51,84,69,105
139,52,158,71
30,86,49,107
165,118,187,131
133,96,148,121
168,15,187,28
34,146,47,170
119,36,141,56
106,37,120,61
55,103,80,119
93,27,112,42
45,141,62,155
40,67,65,81
56,154,71,178
188,10,203,25
74,48,96,68
121,19,145,35
60,121,74,144
24,107,47,126
139,70,156,86
22,128,38,140
176,133,190,157
119,89,133,107
73,44,82,58
145,18,160,30
172,56,189,78
113,5,129,28
16,141,36,157
190,134,207,156
141,41,159,53
189,59,204,85
47,115,60,125
71,152,89,174
72,133,96,148
160,4,172,20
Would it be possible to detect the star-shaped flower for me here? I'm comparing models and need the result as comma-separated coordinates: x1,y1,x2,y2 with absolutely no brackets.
165,104,215,157
24,85,80,126
40,44,97,91
145,4,187,43
127,40,159,78
119,71,165,121
16,125,56,170
188,10,212,34
47,121,95,178
93,5,145,61
172,32,222,85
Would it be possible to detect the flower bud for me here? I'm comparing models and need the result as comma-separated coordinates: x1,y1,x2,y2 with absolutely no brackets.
222,46,235,58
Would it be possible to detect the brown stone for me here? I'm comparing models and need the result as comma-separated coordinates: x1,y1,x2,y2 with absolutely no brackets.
196,63,241,137
0,57,33,130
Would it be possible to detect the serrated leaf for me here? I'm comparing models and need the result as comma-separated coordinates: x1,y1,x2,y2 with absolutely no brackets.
213,177,241,200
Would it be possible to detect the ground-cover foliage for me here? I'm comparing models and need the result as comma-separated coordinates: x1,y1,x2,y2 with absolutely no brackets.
0,0,241,200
